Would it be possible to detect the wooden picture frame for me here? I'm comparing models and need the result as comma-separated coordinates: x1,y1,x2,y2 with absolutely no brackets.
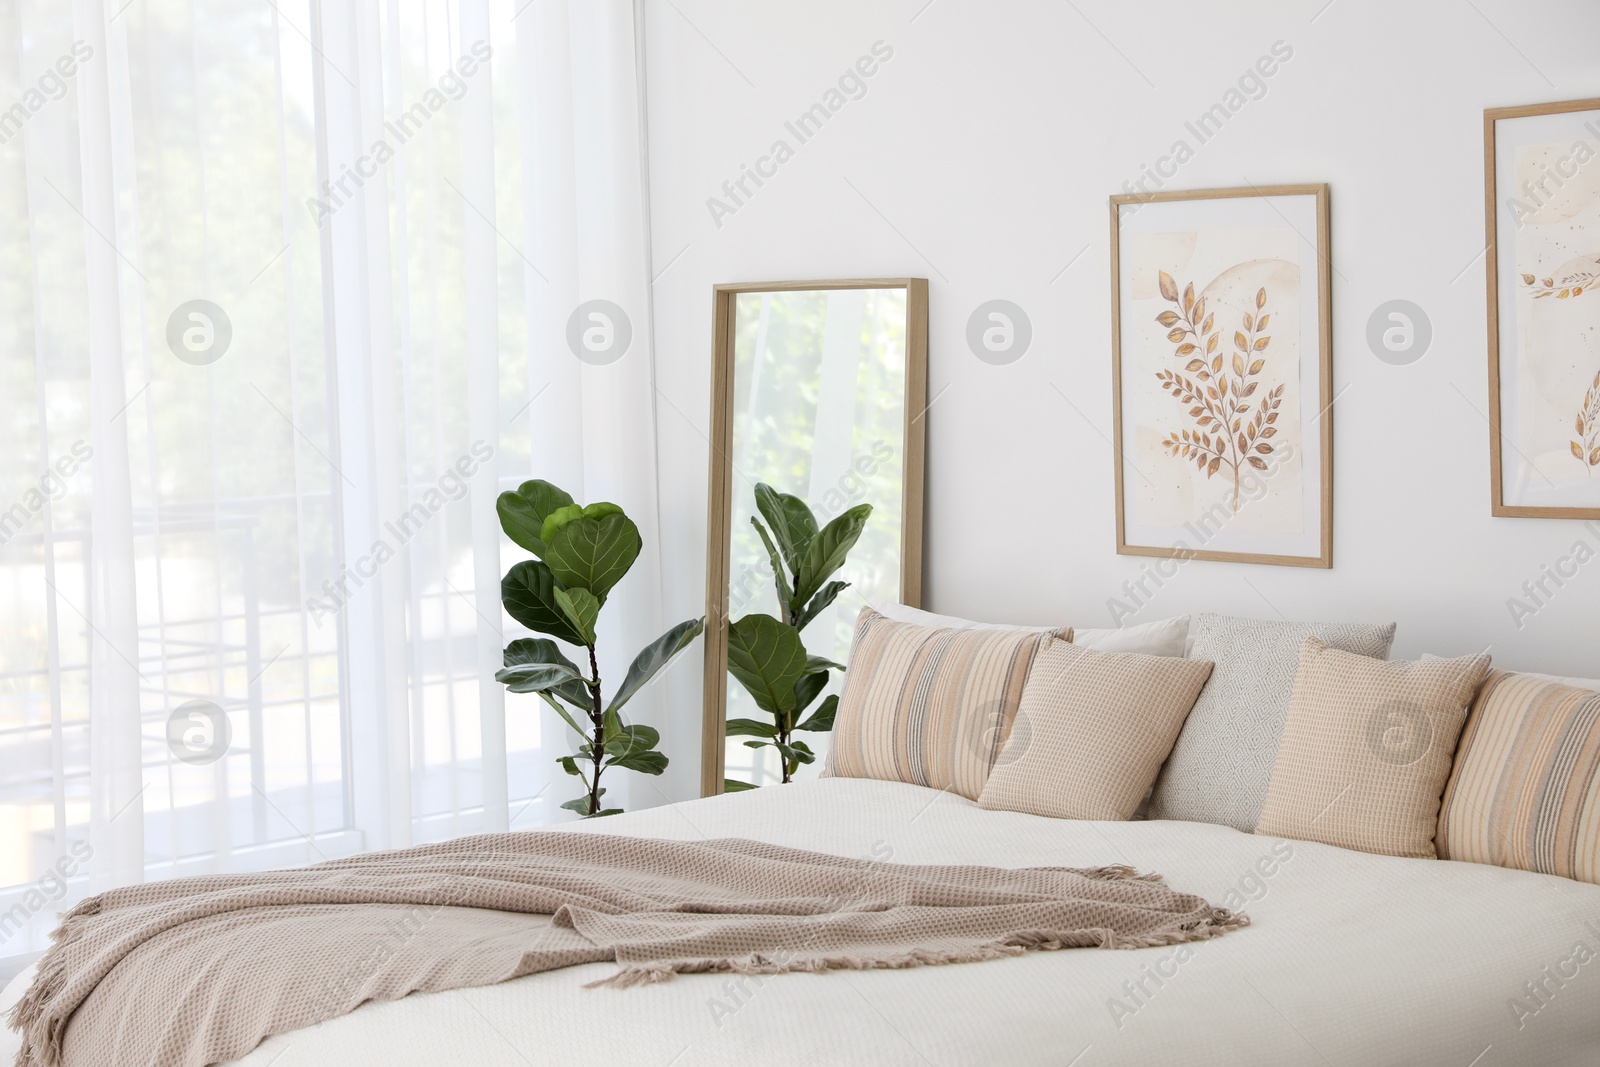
1485,97,1600,519
1109,184,1333,568
700,279,928,798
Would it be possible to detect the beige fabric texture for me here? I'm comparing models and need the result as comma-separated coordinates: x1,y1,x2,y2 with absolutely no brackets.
1255,638,1491,859
1437,671,1600,884
977,640,1215,820
8,830,1243,1067
825,608,1069,799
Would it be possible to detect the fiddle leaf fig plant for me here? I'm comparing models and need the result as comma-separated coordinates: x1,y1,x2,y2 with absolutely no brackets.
496,479,703,817
725,483,870,787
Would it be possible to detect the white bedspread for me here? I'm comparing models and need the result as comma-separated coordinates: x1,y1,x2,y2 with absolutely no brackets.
5,778,1599,1066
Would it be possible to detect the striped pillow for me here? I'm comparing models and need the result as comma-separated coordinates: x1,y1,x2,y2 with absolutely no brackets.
825,608,1070,799
1438,671,1600,884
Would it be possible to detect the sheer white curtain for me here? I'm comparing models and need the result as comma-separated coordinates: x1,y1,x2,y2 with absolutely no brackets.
0,0,665,963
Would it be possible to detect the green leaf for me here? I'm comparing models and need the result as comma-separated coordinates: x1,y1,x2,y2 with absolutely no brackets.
544,511,642,599
566,793,608,819
791,671,829,723
539,503,587,547
499,638,592,712
496,480,573,556
754,483,818,574
726,614,808,716
794,504,872,606
607,617,705,714
497,661,581,693
501,636,586,677
794,580,848,632
496,640,584,701
722,778,757,793
777,741,816,765
604,723,661,757
607,749,668,775
750,517,794,610
804,655,846,674
726,717,778,738
591,809,624,818
742,740,769,749
502,560,586,646
553,586,600,645
578,501,624,523
795,694,838,732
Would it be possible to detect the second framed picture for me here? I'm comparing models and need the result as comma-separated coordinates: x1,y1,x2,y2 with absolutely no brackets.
1110,184,1333,568
1484,97,1600,519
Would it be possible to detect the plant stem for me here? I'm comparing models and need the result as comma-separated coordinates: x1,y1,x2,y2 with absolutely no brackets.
586,644,604,816
782,577,800,784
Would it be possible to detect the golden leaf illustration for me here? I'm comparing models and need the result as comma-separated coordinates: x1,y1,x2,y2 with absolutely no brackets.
1154,273,1286,512
1520,266,1600,300
1572,368,1600,476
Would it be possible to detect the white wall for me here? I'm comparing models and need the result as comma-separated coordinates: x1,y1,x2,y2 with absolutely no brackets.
640,0,1600,798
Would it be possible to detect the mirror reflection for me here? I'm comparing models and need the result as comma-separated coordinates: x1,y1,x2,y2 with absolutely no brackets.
705,282,927,793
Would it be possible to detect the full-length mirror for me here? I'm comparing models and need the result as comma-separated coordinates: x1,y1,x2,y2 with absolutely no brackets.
702,280,928,797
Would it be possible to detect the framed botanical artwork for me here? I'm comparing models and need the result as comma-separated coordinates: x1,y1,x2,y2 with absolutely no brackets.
1109,184,1333,568
1485,97,1600,519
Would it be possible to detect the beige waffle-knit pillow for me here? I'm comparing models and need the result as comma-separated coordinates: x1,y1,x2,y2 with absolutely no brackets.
825,608,1070,799
1255,637,1491,858
977,640,1215,821
1437,671,1600,884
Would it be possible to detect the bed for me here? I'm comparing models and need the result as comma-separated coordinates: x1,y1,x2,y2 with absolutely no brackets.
5,776,1599,1066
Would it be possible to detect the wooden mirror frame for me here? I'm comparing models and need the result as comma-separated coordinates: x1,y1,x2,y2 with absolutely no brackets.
700,278,929,798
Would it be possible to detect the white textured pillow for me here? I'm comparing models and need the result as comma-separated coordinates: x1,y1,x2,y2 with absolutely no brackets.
865,601,1040,631
1146,613,1397,832
867,602,1190,658
1074,615,1191,659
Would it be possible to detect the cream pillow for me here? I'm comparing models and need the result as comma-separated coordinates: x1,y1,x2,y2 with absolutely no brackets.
977,640,1215,821
1254,638,1491,859
826,609,1069,799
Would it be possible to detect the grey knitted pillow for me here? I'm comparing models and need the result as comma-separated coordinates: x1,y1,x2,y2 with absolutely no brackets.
1145,613,1397,831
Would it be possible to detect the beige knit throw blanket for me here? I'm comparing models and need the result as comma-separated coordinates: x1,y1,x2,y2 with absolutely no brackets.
9,831,1245,1067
